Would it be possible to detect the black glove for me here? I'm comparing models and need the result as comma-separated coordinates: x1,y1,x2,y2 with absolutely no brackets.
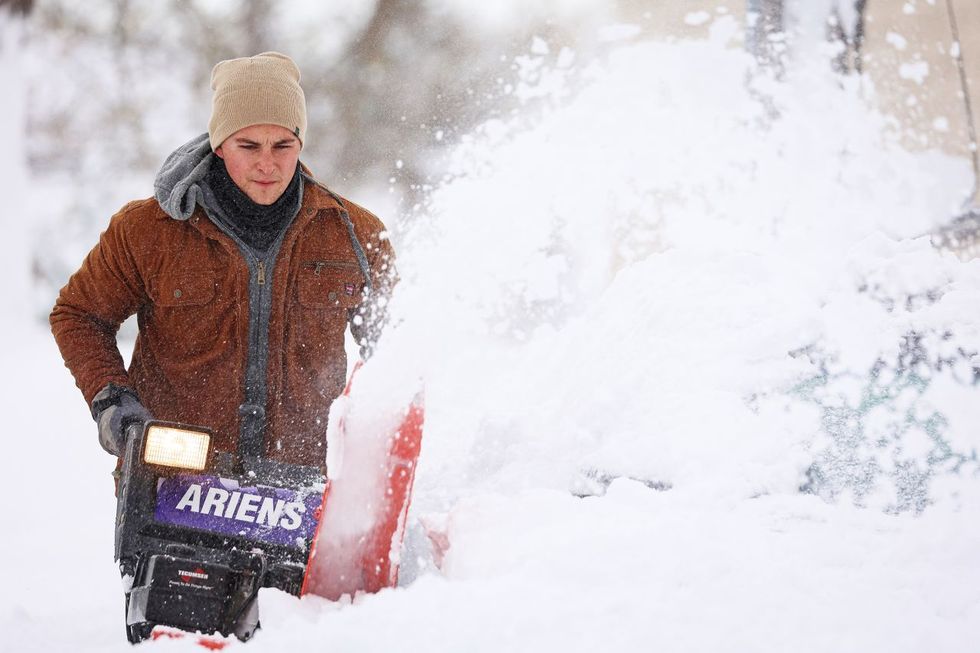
90,384,152,456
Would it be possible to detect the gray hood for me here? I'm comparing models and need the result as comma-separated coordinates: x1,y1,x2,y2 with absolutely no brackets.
153,133,215,221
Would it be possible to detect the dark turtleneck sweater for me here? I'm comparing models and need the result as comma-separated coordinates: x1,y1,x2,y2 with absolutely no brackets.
204,157,303,253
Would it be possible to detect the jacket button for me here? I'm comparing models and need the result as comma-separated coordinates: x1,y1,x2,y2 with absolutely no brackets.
328,291,337,301
306,208,314,215
174,289,183,298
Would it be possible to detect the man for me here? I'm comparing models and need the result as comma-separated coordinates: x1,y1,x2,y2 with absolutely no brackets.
51,52,395,475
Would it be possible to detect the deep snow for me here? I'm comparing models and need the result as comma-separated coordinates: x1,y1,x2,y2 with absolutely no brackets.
3,17,980,653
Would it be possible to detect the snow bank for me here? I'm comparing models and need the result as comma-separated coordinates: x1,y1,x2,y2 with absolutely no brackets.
332,30,978,652
257,481,980,652
383,36,979,515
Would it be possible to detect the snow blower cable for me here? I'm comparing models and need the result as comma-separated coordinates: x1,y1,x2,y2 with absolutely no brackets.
945,0,980,203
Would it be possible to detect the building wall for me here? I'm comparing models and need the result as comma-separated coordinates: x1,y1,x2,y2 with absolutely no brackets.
620,0,979,206
622,0,747,44
862,0,979,205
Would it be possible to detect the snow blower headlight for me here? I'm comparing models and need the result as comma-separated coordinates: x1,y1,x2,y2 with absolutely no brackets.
143,425,210,470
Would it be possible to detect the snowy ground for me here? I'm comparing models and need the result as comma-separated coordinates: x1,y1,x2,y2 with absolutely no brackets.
3,23,980,653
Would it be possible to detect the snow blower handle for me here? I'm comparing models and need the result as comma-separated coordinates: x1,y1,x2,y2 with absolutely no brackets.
124,422,143,446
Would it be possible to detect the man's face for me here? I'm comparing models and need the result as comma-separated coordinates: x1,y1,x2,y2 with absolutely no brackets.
215,124,301,205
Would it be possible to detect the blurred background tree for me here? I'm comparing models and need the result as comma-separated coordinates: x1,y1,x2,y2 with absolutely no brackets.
0,0,32,16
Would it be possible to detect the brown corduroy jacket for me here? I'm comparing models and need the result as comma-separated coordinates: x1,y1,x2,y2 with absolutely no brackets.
50,180,394,468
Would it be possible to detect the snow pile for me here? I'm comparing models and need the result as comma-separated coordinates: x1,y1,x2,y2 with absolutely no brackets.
382,34,979,515
264,31,980,651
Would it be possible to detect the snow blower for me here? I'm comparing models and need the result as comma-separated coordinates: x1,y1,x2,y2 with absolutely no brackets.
114,371,424,644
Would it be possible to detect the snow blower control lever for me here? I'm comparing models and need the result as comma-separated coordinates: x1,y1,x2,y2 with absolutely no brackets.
115,421,325,643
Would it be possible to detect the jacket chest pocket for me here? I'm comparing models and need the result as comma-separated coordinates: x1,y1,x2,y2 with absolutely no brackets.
149,271,216,307
297,260,364,310
144,270,224,363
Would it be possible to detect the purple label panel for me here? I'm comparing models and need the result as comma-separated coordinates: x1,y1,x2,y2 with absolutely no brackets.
155,474,323,548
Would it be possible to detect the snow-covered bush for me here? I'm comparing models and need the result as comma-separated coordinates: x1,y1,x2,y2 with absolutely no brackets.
799,329,978,513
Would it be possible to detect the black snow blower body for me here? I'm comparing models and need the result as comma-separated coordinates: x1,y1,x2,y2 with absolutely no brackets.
115,420,325,644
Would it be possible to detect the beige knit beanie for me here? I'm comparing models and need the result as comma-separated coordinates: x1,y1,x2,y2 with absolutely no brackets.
208,51,307,151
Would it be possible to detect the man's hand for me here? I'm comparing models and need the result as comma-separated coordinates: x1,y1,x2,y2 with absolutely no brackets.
90,384,152,456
